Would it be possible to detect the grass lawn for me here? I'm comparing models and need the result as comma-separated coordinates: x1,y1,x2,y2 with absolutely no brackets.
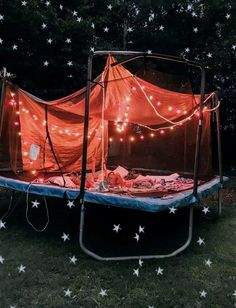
0,178,235,308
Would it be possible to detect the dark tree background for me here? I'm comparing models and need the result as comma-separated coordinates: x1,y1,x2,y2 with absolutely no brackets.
0,0,235,172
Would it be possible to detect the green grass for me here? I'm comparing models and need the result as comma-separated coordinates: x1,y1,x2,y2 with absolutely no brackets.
0,179,236,308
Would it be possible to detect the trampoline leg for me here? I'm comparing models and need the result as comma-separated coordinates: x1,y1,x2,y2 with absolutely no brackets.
79,202,194,261
217,188,222,217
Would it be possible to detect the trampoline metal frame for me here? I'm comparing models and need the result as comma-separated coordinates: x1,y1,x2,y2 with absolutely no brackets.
0,51,224,261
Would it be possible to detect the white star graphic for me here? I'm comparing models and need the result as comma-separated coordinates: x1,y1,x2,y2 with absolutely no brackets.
113,224,121,233
12,44,18,50
47,38,53,44
59,4,63,10
21,1,27,6
31,200,40,208
45,1,51,7
41,23,47,29
159,25,164,31
232,45,236,51
138,258,143,267
0,14,4,21
133,268,139,277
147,50,152,54
65,38,71,43
232,290,236,298
0,220,6,229
91,23,95,29
107,4,112,10
17,264,26,273
0,38,3,44
169,206,177,214
139,225,145,233
226,13,231,19
61,233,70,242
193,27,198,33
185,47,190,53
134,233,139,242
202,206,210,214
104,27,109,32
205,259,212,267
187,4,192,11
127,27,133,32
69,256,77,264
72,10,78,16
10,305,16,308
207,52,212,58
99,289,107,297
77,17,82,23
199,290,207,298
0,255,5,264
90,47,95,52
43,60,49,66
192,12,197,17
67,200,75,208
67,61,73,66
155,266,164,275
197,237,205,246
64,288,72,297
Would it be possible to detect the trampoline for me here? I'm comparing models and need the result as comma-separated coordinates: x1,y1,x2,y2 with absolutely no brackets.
0,51,227,261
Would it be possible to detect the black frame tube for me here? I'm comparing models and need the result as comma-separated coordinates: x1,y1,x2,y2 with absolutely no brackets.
0,68,7,137
78,54,93,202
215,94,223,185
193,68,205,196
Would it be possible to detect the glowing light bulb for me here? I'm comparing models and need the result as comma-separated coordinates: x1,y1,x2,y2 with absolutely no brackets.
140,135,144,140
150,133,154,138
23,151,28,156
10,92,15,97
168,106,173,111
157,101,161,106
109,137,113,142
177,109,181,114
126,97,131,102
14,122,19,126
183,110,187,115
132,86,136,91
16,111,20,115
31,170,37,175
160,130,165,135
18,132,22,136
170,126,174,130
149,95,153,100
130,136,135,142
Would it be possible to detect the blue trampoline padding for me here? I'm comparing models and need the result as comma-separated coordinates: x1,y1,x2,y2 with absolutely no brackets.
0,175,229,213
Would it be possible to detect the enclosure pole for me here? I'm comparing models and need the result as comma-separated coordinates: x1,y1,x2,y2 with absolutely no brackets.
0,67,7,137
78,54,93,202
193,68,205,196
215,94,223,185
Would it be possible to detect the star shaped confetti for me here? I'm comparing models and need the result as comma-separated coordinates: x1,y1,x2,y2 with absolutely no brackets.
90,47,95,52
72,10,78,16
0,38,3,44
139,225,145,233
197,237,205,246
17,264,26,273
204,259,212,267
0,256,5,264
104,27,109,32
127,27,133,32
232,290,236,299
61,233,70,242
59,4,63,10
64,288,72,297
199,290,207,298
113,224,121,233
159,25,164,31
202,206,210,214
134,233,140,242
225,13,231,19
169,206,177,214
67,200,75,208
138,258,143,267
47,38,53,44
0,14,4,21
133,268,139,277
9,305,16,308
207,52,212,58
21,1,27,6
155,267,164,276
43,60,49,66
41,23,47,29
185,47,190,53
12,44,18,50
107,4,112,10
0,220,6,229
77,17,82,23
69,256,77,264
99,289,107,297
232,45,236,50
65,38,71,43
147,50,152,54
67,61,73,66
45,1,51,7
193,27,199,33
31,200,40,208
